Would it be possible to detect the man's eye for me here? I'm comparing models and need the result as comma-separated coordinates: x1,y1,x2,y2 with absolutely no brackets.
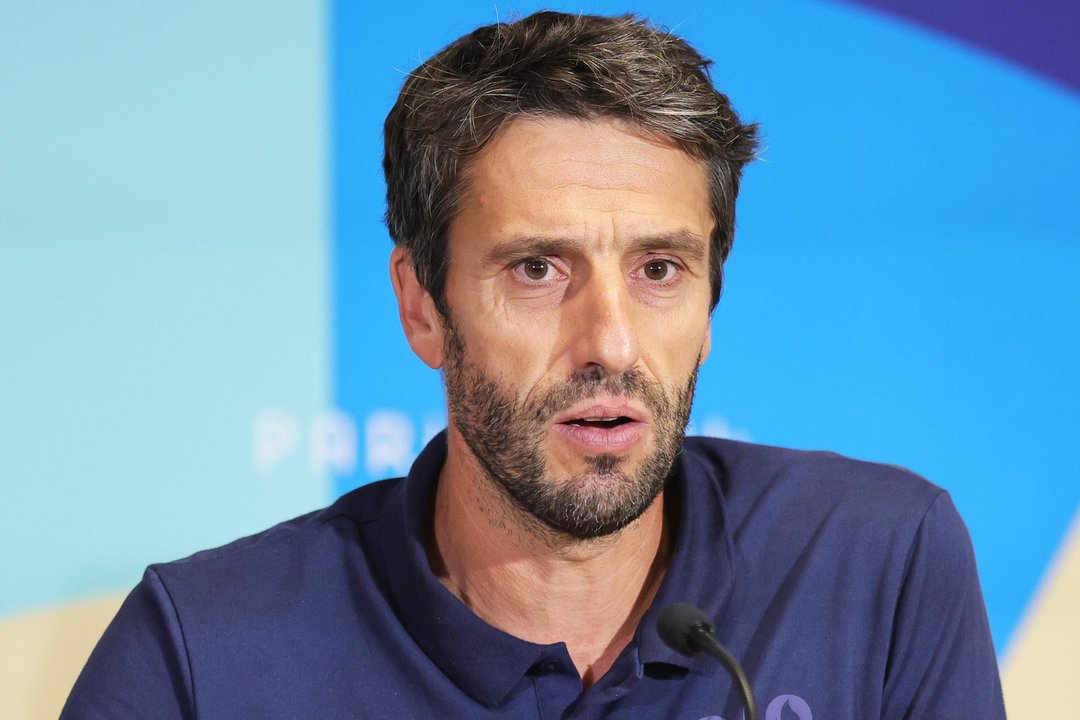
641,260,677,282
520,258,552,281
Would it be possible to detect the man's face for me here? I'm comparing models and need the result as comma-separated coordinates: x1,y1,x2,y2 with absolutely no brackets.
440,116,715,539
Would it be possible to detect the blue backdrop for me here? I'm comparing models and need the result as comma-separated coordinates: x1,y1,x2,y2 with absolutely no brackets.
331,0,1080,653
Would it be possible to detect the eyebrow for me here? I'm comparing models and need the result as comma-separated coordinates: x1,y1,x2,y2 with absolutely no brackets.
484,230,708,266
627,230,708,263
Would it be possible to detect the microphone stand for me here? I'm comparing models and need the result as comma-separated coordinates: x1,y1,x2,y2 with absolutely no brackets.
657,603,761,720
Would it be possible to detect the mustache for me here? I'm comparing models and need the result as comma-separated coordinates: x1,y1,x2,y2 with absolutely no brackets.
528,367,669,420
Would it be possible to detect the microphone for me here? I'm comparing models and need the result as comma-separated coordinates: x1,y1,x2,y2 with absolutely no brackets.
657,603,760,720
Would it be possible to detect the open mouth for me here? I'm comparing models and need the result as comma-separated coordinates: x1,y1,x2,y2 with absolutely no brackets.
562,417,635,429
552,406,646,453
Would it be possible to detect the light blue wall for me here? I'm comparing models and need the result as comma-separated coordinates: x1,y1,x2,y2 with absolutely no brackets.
0,2,330,616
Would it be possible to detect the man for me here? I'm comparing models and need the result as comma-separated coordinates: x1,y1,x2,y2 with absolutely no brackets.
64,11,1005,719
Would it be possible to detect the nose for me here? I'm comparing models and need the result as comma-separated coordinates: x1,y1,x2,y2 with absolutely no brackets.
566,268,641,376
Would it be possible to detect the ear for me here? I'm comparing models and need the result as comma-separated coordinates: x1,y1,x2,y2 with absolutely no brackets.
699,322,711,365
389,247,446,369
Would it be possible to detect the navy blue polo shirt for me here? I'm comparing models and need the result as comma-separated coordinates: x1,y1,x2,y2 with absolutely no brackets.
63,435,1005,719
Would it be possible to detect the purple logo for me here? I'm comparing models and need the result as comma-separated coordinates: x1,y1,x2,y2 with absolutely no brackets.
697,694,812,720
765,694,812,720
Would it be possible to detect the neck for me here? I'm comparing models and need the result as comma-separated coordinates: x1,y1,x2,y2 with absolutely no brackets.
429,430,671,688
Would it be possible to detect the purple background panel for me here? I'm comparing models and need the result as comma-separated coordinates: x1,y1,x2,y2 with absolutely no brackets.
839,0,1080,93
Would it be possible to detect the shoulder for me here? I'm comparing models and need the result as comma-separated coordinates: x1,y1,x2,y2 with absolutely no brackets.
64,477,415,717
677,436,969,577
148,477,404,613
681,436,946,529
676,439,1003,715
679,437,982,615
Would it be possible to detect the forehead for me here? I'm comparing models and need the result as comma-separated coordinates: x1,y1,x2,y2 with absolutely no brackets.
455,116,713,244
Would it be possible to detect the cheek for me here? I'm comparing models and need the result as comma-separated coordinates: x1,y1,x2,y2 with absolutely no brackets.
644,310,711,375
457,306,562,382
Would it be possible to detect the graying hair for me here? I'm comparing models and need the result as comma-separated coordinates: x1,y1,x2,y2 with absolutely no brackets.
383,11,759,314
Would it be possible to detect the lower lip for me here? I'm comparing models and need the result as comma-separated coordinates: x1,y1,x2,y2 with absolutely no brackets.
552,421,647,454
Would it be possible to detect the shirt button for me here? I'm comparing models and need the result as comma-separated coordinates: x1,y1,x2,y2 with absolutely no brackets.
541,661,559,673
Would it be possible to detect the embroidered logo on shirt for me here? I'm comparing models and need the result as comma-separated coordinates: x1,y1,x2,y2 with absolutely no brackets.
698,692,812,720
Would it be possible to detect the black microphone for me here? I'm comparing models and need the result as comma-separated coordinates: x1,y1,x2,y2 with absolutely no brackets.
657,603,760,720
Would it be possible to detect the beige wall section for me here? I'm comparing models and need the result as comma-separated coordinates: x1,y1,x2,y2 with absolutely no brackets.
0,594,125,720
1003,505,1080,717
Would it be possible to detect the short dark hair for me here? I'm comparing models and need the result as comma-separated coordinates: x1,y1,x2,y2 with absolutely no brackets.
383,11,758,314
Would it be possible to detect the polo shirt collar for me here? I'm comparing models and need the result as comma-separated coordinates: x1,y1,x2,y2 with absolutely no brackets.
378,434,550,708
377,433,735,706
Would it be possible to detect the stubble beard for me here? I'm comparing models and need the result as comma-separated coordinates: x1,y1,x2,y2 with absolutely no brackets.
442,323,699,541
